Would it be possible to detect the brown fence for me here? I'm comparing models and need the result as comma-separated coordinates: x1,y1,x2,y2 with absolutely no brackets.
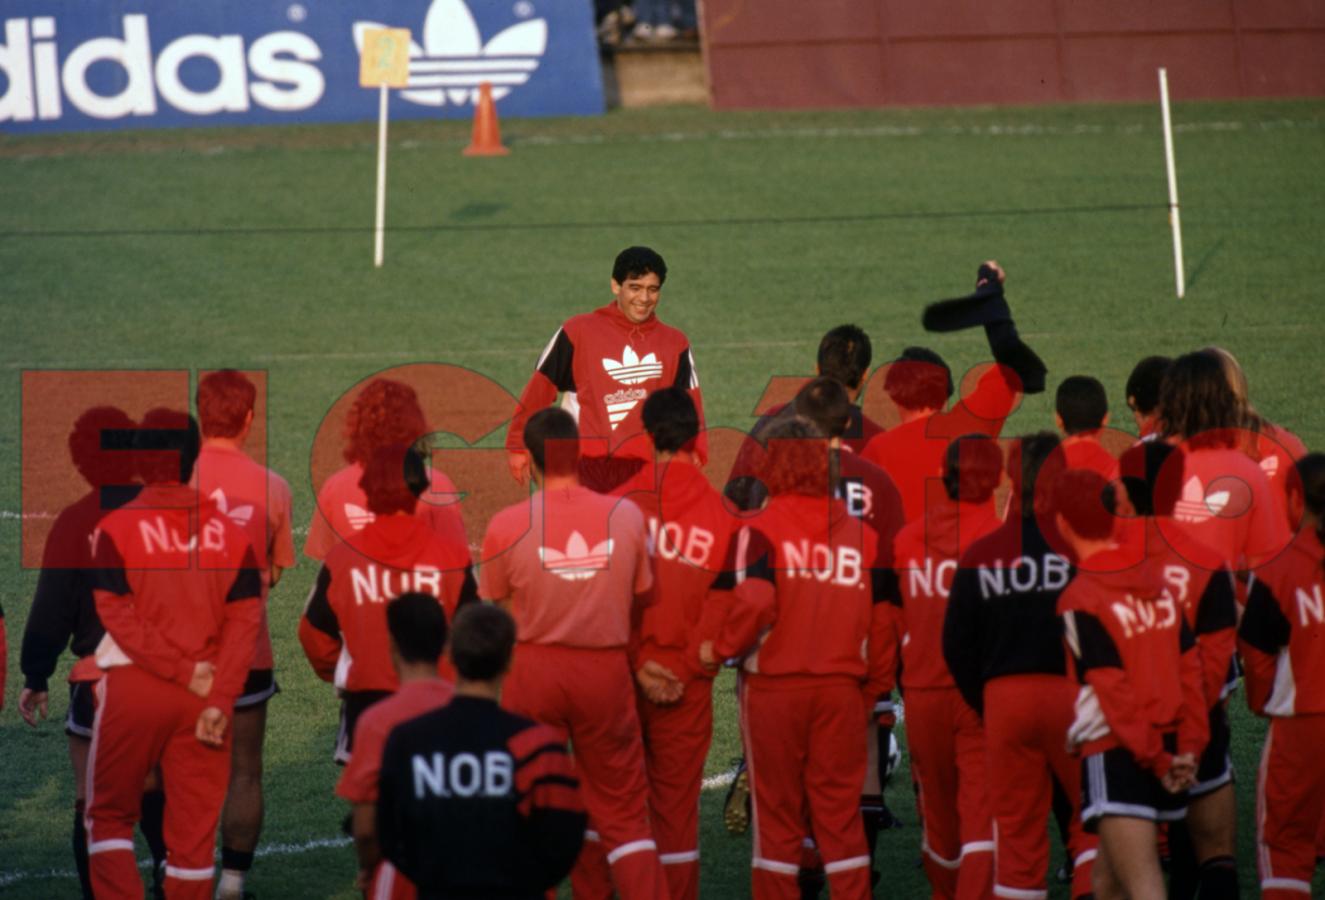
700,0,1325,108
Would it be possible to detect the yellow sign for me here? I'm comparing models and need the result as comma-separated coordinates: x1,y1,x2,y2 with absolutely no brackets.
359,28,411,88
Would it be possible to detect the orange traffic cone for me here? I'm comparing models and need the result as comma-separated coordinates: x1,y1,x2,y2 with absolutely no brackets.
463,82,509,157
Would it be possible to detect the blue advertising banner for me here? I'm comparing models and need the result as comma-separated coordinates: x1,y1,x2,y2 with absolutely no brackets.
0,0,604,134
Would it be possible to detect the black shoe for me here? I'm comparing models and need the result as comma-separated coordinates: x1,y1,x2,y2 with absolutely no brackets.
723,758,751,835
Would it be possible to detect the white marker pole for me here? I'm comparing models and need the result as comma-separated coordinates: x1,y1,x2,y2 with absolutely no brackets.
373,83,389,268
1158,67,1184,298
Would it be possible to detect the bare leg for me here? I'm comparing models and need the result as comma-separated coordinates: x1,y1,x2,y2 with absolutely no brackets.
219,703,267,898
1094,816,1166,900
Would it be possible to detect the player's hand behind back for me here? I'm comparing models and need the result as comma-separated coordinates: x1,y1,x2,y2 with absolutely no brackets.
187,661,215,698
196,707,228,748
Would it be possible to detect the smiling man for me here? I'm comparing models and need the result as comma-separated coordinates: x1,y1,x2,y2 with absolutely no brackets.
506,246,706,492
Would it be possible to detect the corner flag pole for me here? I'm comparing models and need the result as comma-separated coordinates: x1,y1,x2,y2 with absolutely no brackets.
1158,67,1185,298
359,27,410,269
374,82,388,268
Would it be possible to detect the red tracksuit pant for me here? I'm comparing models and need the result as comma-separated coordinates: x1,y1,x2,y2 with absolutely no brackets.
503,644,668,900
575,677,713,900
1257,714,1325,899
983,674,1097,900
905,686,994,900
743,677,871,900
86,666,230,900
641,676,712,900
369,860,417,900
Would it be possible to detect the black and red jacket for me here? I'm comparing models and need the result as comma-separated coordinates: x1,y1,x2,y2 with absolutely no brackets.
507,303,706,462
1058,547,1208,777
1239,528,1325,717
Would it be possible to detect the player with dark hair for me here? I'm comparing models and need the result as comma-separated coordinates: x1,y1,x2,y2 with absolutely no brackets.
85,408,263,900
1055,375,1119,479
863,261,1047,523
300,443,476,763
18,406,170,900
942,432,1100,900
1156,352,1289,571
305,377,467,562
1054,468,1207,900
376,603,587,898
700,415,890,899
338,592,455,900
1112,440,1241,900
1125,356,1172,440
598,387,735,900
891,434,1004,899
193,370,296,900
505,246,706,492
1238,453,1325,899
482,408,668,898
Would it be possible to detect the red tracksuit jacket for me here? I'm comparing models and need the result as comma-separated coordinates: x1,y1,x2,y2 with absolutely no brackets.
299,514,475,692
893,497,1003,692
1239,528,1325,717
1058,548,1208,777
1139,520,1240,710
713,493,890,701
90,483,263,713
506,303,706,461
862,364,1020,523
615,458,735,681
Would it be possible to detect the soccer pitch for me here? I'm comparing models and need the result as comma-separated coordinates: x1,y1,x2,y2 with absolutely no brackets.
2,99,1323,897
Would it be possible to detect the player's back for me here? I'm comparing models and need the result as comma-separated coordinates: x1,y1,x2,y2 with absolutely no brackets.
307,463,467,562
1241,528,1325,717
95,484,255,662
377,696,585,898
482,485,649,649
742,493,880,680
894,496,1001,689
195,444,292,574
617,459,732,651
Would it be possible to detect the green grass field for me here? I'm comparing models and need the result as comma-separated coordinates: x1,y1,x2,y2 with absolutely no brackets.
2,98,1323,898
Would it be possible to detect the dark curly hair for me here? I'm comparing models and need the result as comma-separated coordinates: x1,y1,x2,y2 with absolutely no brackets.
342,379,428,466
69,406,138,488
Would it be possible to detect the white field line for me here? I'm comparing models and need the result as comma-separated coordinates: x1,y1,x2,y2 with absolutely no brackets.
0,837,352,888
10,116,1320,164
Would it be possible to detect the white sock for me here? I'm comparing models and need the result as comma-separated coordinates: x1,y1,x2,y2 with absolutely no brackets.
216,869,245,899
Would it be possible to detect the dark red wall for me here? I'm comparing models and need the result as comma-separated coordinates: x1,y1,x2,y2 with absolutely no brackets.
700,0,1325,108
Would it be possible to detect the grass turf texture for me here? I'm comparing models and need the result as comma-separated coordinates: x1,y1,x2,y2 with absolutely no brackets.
2,99,1323,897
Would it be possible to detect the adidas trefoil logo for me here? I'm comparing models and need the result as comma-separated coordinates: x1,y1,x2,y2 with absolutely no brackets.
603,346,664,386
353,0,547,108
1260,455,1279,479
538,531,613,581
345,503,376,531
210,489,254,527
1173,476,1230,523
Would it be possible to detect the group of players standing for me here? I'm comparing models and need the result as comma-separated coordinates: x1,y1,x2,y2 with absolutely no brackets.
8,246,1325,899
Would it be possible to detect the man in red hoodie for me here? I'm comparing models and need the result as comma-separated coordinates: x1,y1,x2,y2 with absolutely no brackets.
85,410,263,900
891,434,1004,899
506,246,706,492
